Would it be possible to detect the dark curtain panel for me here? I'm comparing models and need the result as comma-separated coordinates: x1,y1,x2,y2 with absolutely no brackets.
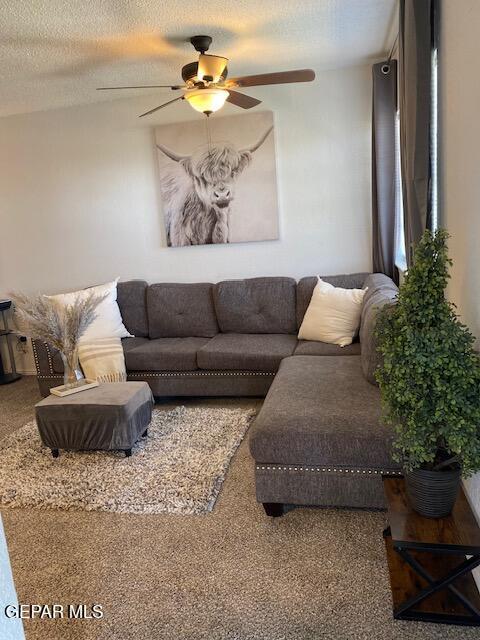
399,0,433,266
372,60,398,283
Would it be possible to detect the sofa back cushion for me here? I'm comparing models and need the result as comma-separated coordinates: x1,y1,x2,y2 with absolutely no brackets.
360,273,399,385
117,280,149,337
147,283,219,338
213,277,297,334
296,273,369,329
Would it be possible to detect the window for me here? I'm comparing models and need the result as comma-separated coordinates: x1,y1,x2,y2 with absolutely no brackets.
394,41,439,273
394,110,407,273
430,45,438,231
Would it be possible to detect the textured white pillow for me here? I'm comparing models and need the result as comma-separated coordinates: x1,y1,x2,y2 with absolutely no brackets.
47,278,133,342
298,277,366,347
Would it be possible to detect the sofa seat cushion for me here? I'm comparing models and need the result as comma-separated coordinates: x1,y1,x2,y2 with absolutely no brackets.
197,334,297,372
294,340,361,356
124,337,210,371
122,337,150,353
249,355,399,470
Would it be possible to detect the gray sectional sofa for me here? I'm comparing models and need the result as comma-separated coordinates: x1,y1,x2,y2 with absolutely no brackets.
33,273,371,397
33,272,399,513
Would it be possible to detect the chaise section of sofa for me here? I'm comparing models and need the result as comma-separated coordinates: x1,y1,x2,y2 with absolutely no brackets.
249,273,400,513
249,356,401,511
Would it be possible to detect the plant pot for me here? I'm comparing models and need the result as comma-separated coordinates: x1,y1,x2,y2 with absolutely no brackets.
405,467,461,518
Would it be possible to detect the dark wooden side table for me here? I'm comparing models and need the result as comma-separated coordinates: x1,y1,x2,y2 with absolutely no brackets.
0,300,21,385
383,476,480,627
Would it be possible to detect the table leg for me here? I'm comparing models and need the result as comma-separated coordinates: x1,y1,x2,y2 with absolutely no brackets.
395,548,480,621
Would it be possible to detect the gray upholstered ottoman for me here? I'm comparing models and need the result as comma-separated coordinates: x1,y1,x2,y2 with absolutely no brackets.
35,382,154,457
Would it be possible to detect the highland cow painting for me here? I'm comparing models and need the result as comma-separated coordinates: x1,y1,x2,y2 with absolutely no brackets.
155,111,279,247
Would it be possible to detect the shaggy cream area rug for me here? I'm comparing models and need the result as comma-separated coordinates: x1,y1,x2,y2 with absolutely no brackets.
0,406,255,515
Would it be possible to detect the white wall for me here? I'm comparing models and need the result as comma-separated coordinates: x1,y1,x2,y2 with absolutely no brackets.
0,64,372,297
0,63,372,373
440,0,480,513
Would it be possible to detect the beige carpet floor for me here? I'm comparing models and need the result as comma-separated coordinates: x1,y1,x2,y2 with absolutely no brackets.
1,377,479,640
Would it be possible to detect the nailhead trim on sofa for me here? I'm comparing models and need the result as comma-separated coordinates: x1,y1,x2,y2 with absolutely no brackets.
37,371,274,379
128,371,275,378
32,338,40,371
255,464,402,475
32,339,55,376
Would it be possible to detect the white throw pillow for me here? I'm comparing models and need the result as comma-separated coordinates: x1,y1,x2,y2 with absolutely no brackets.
47,278,133,343
298,277,366,347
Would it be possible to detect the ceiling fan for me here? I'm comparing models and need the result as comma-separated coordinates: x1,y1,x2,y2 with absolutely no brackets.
97,35,315,118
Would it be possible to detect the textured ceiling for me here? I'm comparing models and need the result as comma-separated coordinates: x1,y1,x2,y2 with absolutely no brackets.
0,0,397,117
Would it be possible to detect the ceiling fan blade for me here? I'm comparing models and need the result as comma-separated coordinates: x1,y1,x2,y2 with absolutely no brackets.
139,96,184,118
226,90,262,109
226,69,315,88
97,85,183,91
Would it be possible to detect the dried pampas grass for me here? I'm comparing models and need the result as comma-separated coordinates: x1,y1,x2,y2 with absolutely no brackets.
10,291,104,353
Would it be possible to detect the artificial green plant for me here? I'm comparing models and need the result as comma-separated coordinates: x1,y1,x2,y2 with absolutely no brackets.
375,228,480,475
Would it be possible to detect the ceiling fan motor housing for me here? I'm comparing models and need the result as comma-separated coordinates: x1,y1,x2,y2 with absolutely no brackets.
190,35,212,54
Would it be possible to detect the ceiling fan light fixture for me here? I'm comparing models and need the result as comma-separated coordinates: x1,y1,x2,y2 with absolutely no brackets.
197,54,228,84
185,88,229,114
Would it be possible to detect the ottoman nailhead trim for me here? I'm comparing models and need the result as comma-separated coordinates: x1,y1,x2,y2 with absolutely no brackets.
255,465,402,475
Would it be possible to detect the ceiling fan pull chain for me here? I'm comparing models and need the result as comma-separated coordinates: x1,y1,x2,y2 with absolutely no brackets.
205,115,214,155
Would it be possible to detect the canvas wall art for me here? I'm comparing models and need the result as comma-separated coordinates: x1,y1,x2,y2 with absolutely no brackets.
155,111,279,247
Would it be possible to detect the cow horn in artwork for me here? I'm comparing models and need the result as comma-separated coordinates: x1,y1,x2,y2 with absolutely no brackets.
242,126,273,154
156,143,189,162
